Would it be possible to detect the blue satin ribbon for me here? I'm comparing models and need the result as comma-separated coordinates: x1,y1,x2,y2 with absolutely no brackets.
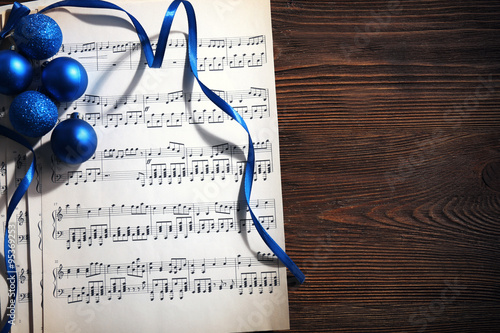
0,3,304,329
45,0,305,283
0,2,30,39
0,126,36,333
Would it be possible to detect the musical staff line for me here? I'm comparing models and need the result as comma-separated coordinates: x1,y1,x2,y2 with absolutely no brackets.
51,141,273,186
52,199,276,249
53,253,280,303
60,87,270,129
54,35,267,72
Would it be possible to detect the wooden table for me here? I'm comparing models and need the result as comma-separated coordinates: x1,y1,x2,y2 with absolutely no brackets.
2,0,499,332
271,1,500,332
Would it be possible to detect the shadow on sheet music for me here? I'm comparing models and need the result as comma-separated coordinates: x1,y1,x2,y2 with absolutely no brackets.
30,18,152,195
29,6,298,290
181,49,296,288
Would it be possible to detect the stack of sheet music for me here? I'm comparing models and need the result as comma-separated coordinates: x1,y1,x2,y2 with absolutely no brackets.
0,0,292,332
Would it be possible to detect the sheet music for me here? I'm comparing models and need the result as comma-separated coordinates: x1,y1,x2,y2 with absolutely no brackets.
0,134,34,333
1,1,289,332
0,140,11,327
27,144,44,333
8,152,32,333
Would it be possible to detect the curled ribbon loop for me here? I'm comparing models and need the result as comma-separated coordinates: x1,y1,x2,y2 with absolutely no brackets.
43,0,305,283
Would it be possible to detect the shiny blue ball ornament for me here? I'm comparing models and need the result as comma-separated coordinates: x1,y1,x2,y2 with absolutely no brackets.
0,50,33,95
13,14,63,60
51,112,97,164
42,57,88,102
9,90,58,137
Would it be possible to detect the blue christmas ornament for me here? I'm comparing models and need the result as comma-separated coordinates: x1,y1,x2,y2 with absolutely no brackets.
0,50,33,95
9,90,58,137
42,57,88,102
13,14,63,60
51,112,97,164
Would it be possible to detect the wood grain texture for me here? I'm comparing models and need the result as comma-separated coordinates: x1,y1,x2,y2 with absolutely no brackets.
269,0,500,332
1,0,499,332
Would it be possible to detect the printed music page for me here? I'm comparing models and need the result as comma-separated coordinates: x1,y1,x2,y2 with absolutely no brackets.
15,0,292,332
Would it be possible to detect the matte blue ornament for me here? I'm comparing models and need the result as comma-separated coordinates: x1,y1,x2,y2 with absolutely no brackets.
51,112,97,164
42,57,88,102
9,90,58,137
0,50,33,95
13,13,63,60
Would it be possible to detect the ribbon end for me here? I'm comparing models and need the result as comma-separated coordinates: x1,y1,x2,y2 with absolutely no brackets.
287,274,306,287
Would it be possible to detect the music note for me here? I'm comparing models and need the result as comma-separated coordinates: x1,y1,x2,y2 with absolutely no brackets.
54,35,266,73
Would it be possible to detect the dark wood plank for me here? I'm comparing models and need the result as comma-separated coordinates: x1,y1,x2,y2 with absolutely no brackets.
269,1,500,332
1,0,499,332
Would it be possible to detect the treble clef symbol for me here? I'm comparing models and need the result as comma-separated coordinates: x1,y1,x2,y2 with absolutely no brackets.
17,211,25,226
16,154,23,169
19,268,26,284
52,207,64,240
53,207,63,222
56,264,64,279
53,265,65,298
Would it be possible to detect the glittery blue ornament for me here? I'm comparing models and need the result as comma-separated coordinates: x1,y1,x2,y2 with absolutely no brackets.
42,57,88,102
0,50,33,95
9,90,58,137
51,112,97,164
13,14,63,60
